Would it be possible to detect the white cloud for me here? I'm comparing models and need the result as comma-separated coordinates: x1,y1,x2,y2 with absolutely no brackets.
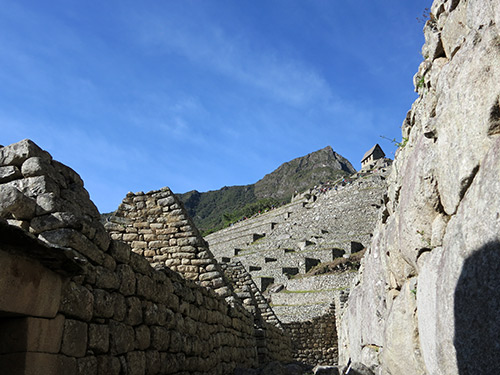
128,9,336,109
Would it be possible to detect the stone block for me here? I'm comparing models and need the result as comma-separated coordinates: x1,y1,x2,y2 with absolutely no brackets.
93,289,115,319
177,265,199,273
4,175,60,199
40,228,105,265
109,320,135,355
157,196,175,206
96,356,121,375
127,351,146,375
59,281,94,321
169,330,183,353
30,212,81,234
123,233,139,241
171,252,196,259
136,274,154,299
0,139,50,167
89,324,110,354
0,250,62,318
125,297,143,326
117,264,136,296
93,225,111,252
142,301,160,325
112,293,126,322
135,325,151,350
145,350,161,375
102,254,116,271
60,186,99,218
0,165,22,183
52,160,83,187
108,241,131,264
21,156,55,178
199,271,220,282
77,356,97,375
61,319,88,357
0,185,36,219
0,315,65,354
150,326,170,351
129,252,153,275
177,237,198,246
34,192,60,215
95,266,119,290
131,241,147,249
165,259,180,268
149,240,169,248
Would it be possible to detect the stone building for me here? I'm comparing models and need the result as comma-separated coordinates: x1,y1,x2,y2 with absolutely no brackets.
360,144,385,170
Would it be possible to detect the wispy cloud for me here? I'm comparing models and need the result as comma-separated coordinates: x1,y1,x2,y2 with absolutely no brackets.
128,8,336,109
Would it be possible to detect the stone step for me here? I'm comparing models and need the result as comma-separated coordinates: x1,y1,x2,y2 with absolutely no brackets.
271,289,337,306
286,272,356,291
271,302,332,323
205,199,307,243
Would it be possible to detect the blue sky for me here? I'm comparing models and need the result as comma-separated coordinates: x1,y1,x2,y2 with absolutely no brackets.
1,0,432,213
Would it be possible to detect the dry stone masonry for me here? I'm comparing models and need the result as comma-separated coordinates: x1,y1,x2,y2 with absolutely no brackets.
339,1,500,374
105,189,232,298
219,262,282,328
0,139,291,375
206,164,390,322
203,156,391,371
283,304,338,366
105,189,285,331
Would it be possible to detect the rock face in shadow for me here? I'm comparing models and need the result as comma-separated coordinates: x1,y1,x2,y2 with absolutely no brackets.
454,241,500,375
338,1,500,374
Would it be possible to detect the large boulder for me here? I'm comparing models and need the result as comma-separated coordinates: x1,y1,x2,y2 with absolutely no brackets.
338,1,500,373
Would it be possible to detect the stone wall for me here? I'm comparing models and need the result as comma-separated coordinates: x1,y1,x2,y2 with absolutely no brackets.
0,139,291,375
271,272,356,323
283,304,338,366
105,188,232,298
105,188,285,330
339,1,500,374
220,262,282,328
203,158,390,368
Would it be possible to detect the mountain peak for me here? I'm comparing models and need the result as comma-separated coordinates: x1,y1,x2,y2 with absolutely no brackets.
254,146,355,199
177,146,356,232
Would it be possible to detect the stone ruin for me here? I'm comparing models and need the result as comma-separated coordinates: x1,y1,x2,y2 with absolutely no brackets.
204,161,391,367
205,168,389,293
105,188,283,328
0,139,292,375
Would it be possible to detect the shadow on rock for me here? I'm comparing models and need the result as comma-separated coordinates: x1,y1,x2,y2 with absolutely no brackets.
454,241,500,374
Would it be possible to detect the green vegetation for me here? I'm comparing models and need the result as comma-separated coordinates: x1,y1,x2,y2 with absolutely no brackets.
222,197,282,228
179,185,258,235
380,135,409,149
416,76,426,89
